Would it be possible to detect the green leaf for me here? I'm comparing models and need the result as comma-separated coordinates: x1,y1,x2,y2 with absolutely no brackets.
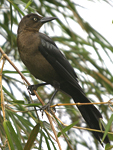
9,0,25,16
24,0,33,10
12,100,25,104
3,120,23,150
25,103,41,107
105,143,112,150
57,120,79,137
6,120,23,150
24,123,40,150
3,120,15,150
102,114,113,142
44,128,57,150
42,131,51,150
39,131,43,150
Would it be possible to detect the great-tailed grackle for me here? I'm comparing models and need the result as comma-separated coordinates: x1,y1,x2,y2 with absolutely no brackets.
17,13,109,145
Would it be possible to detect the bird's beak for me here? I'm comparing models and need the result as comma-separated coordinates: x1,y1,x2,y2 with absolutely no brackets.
40,17,57,23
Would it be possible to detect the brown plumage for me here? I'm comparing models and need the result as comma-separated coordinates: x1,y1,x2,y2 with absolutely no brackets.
17,13,109,145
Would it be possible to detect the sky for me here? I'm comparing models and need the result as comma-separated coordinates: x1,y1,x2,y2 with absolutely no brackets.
76,0,113,45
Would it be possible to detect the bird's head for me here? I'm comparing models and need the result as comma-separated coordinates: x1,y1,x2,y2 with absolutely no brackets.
17,13,57,34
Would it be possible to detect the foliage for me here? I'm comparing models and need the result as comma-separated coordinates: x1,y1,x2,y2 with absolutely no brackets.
0,0,113,150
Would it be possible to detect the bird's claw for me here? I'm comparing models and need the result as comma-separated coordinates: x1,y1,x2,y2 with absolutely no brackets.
28,85,38,95
40,103,51,111
40,102,56,114
28,83,47,95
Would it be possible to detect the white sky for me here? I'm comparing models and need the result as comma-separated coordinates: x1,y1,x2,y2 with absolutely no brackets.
76,0,113,45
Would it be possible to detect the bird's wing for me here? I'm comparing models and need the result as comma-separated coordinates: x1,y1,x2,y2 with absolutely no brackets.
39,33,85,94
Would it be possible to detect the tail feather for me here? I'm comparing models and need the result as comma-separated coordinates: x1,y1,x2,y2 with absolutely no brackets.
76,103,109,145
60,82,110,145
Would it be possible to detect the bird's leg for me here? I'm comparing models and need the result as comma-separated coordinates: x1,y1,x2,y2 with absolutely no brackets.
28,82,49,95
40,89,58,112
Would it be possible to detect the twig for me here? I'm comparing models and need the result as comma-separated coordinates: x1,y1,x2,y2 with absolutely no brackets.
0,57,11,150
0,59,5,120
51,99,113,112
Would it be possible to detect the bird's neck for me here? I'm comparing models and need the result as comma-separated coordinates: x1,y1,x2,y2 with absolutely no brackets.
23,27,39,33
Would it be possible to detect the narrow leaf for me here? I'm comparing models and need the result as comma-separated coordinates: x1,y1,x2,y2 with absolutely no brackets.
24,0,33,10
24,123,40,150
3,120,15,150
102,114,113,142
58,120,79,137
39,131,43,150
6,121,23,150
42,132,51,150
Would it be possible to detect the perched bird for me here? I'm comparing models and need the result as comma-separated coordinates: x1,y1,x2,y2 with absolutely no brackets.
17,13,109,145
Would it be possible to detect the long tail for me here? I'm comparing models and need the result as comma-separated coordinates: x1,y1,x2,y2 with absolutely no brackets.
75,98,109,145
60,82,109,145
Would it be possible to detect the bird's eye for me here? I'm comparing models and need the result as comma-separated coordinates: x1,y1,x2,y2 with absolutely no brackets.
33,17,37,21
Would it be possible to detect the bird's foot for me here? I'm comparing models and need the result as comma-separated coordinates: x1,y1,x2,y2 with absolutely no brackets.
40,102,56,114
40,89,58,113
28,84,38,95
28,83,49,95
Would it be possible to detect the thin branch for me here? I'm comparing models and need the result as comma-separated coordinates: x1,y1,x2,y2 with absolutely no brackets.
0,59,5,120
0,57,11,150
51,99,113,111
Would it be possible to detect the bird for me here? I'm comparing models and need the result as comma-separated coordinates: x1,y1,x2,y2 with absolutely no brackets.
17,13,109,145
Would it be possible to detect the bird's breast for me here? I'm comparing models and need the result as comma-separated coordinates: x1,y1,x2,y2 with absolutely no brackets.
17,31,62,84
